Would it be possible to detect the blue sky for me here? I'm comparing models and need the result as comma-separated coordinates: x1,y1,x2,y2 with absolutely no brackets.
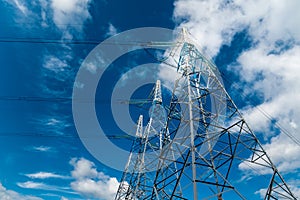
1,0,300,199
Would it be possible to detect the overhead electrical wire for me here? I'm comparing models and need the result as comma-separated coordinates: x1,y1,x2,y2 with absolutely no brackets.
0,38,100,45
0,37,163,46
0,35,299,146
159,30,300,147
0,96,72,102
144,41,300,147
220,73,300,147
0,96,150,105
0,131,133,140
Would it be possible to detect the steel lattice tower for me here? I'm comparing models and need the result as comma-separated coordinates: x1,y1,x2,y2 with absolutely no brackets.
115,29,297,200
115,80,171,200
115,114,144,200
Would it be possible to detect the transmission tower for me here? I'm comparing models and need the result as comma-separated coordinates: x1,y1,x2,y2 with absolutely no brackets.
115,80,170,200
147,29,297,199
115,114,144,200
115,29,297,200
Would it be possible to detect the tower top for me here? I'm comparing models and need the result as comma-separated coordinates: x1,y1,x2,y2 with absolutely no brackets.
135,115,143,138
153,80,162,104
181,27,189,43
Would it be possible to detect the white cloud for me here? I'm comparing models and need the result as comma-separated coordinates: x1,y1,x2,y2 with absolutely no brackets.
235,0,300,44
106,23,118,37
2,0,31,17
71,178,119,200
51,0,92,31
239,131,300,174
84,62,98,74
174,0,300,194
174,0,246,56
17,158,120,199
17,181,74,195
4,0,46,27
33,116,72,135
70,158,98,180
25,172,70,179
18,181,45,189
32,146,53,152
13,0,28,14
39,0,48,27
157,65,181,90
174,0,300,56
255,180,300,199
0,182,42,200
70,158,119,200
43,56,69,73
4,0,92,34
41,47,75,95
236,44,300,173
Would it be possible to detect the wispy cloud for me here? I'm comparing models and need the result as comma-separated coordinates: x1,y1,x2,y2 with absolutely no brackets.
12,0,27,14
2,0,29,15
106,23,118,37
69,158,119,200
43,56,69,74
41,48,75,94
17,181,75,195
25,172,70,180
0,182,42,200
31,146,55,153
32,115,72,135
18,181,46,189
6,0,92,36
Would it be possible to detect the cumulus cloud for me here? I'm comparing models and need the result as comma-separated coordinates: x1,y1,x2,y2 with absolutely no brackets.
174,0,300,56
70,158,119,200
51,0,92,31
18,158,120,199
234,17,300,177
174,0,246,56
174,0,300,193
0,182,42,200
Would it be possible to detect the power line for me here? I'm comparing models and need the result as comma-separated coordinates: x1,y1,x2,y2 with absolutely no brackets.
0,96,155,107
1,36,299,147
216,70,300,147
0,38,164,46
0,96,72,102
145,42,300,147
0,131,133,140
